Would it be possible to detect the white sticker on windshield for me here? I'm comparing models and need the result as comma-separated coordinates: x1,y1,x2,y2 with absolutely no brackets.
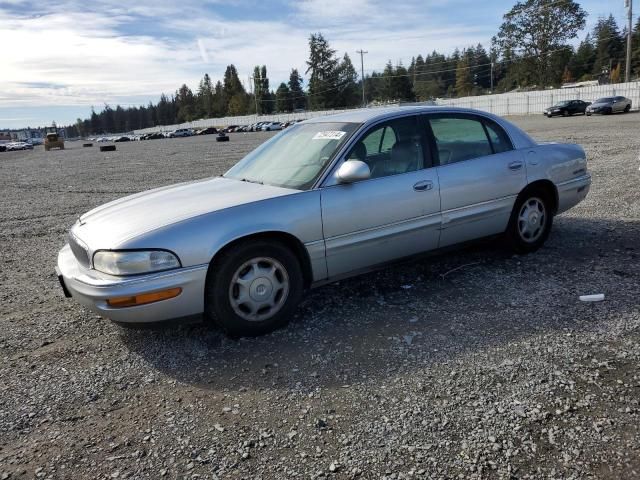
312,130,346,141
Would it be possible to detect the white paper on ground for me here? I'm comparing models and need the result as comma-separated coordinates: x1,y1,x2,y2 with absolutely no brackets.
579,294,605,302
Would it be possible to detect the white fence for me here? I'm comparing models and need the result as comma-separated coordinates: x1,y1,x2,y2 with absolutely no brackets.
133,81,639,134
435,81,640,116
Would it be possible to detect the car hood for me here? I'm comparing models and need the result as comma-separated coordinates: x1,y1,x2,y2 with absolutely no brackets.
72,177,298,248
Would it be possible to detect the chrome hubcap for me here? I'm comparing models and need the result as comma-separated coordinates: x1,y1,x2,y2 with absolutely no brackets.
229,257,289,322
518,197,546,243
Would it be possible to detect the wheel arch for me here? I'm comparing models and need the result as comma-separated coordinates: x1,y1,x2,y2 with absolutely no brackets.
520,179,558,214
205,231,314,289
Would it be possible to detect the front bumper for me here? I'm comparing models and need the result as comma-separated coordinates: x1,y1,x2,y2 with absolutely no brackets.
56,244,208,323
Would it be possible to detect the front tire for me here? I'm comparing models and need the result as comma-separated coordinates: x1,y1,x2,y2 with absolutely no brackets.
205,240,303,337
506,190,553,254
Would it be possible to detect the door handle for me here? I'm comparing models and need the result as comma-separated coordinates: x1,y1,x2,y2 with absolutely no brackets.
508,161,524,171
413,180,433,191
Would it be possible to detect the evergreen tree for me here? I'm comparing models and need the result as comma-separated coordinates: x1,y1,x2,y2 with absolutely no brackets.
455,55,474,96
223,64,247,115
336,53,360,107
569,35,596,80
288,69,306,110
275,82,291,112
197,73,215,118
632,17,640,77
175,84,196,122
592,15,625,75
306,33,339,109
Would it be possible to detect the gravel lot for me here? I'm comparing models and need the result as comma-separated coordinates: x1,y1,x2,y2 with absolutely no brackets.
1,114,639,479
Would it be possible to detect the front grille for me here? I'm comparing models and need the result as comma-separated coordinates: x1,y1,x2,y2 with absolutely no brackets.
68,232,91,268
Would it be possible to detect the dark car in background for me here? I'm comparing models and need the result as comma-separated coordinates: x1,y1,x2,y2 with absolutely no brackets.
141,132,164,140
586,96,632,115
544,100,591,117
114,136,131,142
198,127,218,135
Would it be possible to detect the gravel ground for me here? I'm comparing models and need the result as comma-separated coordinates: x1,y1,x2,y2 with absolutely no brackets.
1,114,639,479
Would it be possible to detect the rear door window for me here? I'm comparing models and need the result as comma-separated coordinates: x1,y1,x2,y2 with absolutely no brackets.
427,116,492,165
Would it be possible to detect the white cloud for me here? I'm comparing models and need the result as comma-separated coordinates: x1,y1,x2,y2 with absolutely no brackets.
0,0,610,127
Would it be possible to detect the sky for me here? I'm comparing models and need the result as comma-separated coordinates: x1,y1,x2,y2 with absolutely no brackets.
0,0,629,129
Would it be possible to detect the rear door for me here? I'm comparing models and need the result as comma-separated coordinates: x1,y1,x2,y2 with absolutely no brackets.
425,113,527,247
320,115,441,277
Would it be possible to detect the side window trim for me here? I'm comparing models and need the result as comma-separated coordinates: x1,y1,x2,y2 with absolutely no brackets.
419,114,438,169
378,126,386,154
480,122,496,155
482,117,514,153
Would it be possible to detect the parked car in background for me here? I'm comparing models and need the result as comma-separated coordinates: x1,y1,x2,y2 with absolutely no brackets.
8,141,35,151
586,96,632,115
262,122,283,131
147,132,165,140
168,128,194,138
198,127,218,135
57,106,591,337
544,100,591,117
44,133,64,151
114,136,130,142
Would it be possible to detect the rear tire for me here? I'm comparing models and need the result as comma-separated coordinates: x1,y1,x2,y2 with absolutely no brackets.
624,104,631,113
505,189,553,254
205,240,303,337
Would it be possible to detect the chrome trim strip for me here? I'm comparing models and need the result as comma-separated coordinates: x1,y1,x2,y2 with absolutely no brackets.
324,211,441,242
556,173,591,188
73,264,209,288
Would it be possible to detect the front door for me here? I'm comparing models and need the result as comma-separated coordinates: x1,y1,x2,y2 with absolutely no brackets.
321,115,441,278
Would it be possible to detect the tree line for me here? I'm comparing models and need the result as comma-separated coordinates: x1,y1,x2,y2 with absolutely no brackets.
65,0,640,136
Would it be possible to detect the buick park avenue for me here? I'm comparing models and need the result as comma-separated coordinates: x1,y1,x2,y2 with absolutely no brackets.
56,106,591,336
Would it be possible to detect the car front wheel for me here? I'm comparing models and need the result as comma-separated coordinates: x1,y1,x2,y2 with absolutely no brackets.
506,191,553,254
205,240,304,337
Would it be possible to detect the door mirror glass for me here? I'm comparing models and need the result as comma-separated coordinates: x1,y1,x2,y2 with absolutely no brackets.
336,160,371,184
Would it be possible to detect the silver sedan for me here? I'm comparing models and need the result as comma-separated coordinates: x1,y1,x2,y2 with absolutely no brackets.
56,106,591,336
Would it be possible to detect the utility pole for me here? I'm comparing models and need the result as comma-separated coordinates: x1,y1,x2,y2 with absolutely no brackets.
356,49,368,107
625,0,633,83
250,73,261,116
490,61,494,93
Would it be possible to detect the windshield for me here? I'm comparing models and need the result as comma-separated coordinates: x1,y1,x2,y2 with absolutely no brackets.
595,97,614,103
225,122,359,190
554,101,570,107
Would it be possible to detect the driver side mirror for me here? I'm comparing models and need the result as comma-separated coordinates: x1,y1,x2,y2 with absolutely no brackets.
336,160,371,184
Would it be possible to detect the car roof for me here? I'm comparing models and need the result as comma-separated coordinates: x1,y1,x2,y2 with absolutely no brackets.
304,105,536,149
304,105,504,125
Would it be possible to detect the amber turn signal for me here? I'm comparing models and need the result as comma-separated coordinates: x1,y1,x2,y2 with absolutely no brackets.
106,287,182,308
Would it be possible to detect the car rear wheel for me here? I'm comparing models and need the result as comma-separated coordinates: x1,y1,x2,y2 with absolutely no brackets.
205,240,303,337
624,104,631,113
506,190,553,254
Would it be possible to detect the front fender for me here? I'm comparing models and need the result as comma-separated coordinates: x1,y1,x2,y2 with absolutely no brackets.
120,189,324,273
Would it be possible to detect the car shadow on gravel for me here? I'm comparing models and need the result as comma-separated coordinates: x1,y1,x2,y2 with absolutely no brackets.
118,216,639,391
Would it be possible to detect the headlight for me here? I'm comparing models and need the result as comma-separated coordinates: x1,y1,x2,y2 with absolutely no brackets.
93,250,181,276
